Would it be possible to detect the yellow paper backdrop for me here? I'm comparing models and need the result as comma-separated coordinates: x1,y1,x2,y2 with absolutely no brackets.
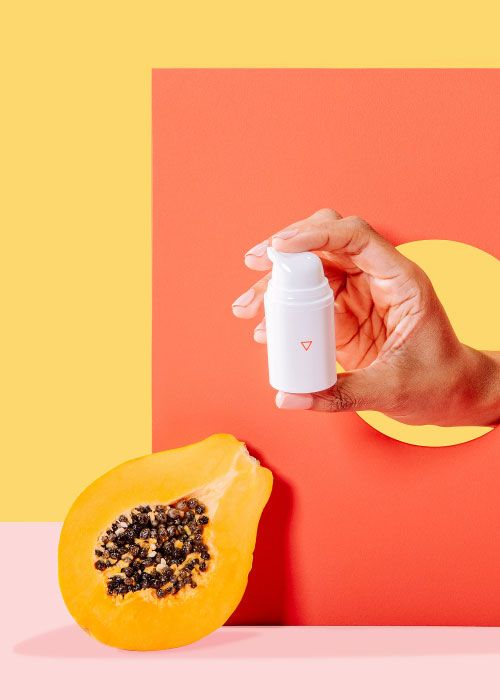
1,1,499,520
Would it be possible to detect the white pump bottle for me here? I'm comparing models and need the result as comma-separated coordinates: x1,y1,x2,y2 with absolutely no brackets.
264,247,337,394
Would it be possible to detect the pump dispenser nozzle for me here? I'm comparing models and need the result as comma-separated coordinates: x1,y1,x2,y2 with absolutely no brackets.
266,247,325,290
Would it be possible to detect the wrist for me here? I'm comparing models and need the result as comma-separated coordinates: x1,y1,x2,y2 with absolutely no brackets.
455,345,500,427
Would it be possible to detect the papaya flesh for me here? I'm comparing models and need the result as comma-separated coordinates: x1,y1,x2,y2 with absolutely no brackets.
58,434,272,650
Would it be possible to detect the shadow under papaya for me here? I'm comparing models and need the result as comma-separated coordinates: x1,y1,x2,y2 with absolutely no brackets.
227,443,295,625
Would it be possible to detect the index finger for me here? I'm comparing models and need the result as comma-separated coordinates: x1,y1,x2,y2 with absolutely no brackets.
244,209,343,271
272,208,410,279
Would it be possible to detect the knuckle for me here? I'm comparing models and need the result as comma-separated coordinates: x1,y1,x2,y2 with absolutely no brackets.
314,207,341,221
344,214,369,229
412,263,433,290
400,262,435,306
342,215,373,256
314,384,357,412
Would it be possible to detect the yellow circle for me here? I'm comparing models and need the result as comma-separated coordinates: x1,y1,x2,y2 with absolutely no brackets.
354,240,499,447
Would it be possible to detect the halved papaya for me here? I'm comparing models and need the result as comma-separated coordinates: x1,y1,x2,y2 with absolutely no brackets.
58,434,272,650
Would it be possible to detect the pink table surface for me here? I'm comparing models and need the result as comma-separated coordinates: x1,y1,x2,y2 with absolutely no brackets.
2,523,500,699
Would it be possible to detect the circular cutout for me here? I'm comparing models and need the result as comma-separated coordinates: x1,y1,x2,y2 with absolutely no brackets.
355,240,499,447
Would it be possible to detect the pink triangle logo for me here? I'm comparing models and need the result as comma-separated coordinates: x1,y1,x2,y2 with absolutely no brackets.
300,340,312,351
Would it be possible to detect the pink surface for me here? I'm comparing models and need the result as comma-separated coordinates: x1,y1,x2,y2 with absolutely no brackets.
3,524,500,699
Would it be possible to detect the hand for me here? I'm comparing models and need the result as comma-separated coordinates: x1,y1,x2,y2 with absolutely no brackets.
232,209,500,427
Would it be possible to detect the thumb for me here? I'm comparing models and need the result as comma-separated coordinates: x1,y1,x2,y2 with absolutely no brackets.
275,367,385,413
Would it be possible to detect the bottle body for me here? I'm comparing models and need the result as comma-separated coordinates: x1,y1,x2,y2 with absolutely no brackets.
264,291,337,393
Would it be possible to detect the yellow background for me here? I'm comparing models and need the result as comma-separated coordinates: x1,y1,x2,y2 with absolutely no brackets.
1,2,500,520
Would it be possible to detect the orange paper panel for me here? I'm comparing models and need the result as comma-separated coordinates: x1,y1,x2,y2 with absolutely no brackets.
153,70,500,625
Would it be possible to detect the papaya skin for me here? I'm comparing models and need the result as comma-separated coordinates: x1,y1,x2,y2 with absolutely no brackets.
58,434,272,650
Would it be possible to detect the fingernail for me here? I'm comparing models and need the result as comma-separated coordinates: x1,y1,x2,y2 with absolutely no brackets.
245,242,268,257
253,328,266,343
232,288,255,307
275,391,313,410
273,228,300,241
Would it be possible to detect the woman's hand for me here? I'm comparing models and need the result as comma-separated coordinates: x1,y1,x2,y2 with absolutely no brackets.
232,209,499,427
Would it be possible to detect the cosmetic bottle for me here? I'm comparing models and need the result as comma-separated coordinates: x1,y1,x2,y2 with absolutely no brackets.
264,247,336,394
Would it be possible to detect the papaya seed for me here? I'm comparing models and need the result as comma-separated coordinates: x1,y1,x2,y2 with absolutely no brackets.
94,498,211,599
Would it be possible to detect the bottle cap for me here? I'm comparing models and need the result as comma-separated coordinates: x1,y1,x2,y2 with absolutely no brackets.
267,247,330,300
